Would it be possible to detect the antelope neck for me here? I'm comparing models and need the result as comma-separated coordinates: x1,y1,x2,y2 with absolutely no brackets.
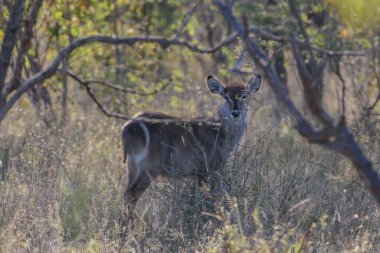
217,103,248,150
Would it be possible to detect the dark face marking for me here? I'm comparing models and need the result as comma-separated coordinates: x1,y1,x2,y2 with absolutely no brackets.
206,75,261,120
223,87,249,119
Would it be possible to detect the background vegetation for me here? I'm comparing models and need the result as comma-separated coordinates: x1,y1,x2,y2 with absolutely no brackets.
0,0,379,252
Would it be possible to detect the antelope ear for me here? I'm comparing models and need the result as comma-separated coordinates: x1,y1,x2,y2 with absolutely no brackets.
206,76,225,95
246,75,262,93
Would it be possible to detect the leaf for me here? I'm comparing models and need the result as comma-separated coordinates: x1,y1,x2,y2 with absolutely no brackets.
70,26,79,37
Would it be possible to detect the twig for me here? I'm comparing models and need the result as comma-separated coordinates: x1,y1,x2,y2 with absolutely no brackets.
0,0,25,96
4,0,43,96
368,92,380,113
0,33,237,122
248,26,365,56
30,133,71,178
78,77,130,121
288,0,316,66
230,49,246,73
63,69,171,96
289,37,334,127
175,0,201,39
66,68,221,126
331,57,347,120
213,0,380,204
368,39,380,114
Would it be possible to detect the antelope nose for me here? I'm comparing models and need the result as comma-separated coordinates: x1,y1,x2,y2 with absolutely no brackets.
231,110,241,118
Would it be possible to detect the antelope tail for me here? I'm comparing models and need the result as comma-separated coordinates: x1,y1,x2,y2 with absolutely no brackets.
121,121,150,164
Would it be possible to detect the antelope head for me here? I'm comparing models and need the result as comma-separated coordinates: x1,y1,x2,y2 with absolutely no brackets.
206,75,261,121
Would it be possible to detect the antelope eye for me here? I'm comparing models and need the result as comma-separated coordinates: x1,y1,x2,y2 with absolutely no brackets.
240,95,247,100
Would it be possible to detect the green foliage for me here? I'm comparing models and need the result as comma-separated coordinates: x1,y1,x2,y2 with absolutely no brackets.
1,0,380,252
328,0,380,36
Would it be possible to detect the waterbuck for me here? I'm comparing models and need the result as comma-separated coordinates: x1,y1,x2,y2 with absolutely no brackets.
121,75,261,214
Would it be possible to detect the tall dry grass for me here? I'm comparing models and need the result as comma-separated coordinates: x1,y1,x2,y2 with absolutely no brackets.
0,86,379,252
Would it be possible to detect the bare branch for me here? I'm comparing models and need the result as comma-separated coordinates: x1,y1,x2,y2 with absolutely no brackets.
368,39,380,114
288,0,316,66
230,48,259,75
214,1,303,122
0,0,25,98
0,34,237,122
248,26,365,57
72,74,131,121
329,56,347,119
213,0,380,204
3,0,43,97
64,69,171,96
175,0,201,39
230,49,246,73
368,92,380,113
314,47,365,57
289,37,334,126
64,68,220,126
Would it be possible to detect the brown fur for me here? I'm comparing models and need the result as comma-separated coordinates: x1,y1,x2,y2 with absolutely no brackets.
121,75,261,225
224,82,245,88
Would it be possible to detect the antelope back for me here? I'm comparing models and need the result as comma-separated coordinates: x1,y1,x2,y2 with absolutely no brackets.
121,75,262,211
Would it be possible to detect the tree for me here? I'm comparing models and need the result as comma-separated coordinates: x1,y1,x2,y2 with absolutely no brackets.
0,0,236,123
0,0,379,204
214,0,380,203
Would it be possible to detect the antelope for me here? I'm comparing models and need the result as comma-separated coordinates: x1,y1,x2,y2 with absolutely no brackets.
121,75,261,214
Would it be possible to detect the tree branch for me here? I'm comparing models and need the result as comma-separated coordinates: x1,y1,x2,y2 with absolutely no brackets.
0,0,25,99
67,70,222,126
289,37,334,126
215,1,303,122
70,73,131,121
0,33,237,122
213,0,380,204
288,0,316,66
248,26,365,57
64,69,171,96
175,0,201,39
368,92,380,113
3,0,43,97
